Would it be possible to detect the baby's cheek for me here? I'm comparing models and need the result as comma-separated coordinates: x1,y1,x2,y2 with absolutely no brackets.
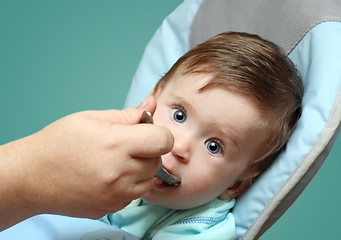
186,170,212,190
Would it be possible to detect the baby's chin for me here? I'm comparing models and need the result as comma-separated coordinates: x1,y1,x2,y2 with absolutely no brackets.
142,182,216,210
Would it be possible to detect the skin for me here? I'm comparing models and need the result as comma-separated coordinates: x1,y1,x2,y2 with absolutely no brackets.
0,95,174,231
143,73,268,210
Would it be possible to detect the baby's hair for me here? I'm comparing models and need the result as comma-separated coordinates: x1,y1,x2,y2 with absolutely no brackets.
155,32,303,173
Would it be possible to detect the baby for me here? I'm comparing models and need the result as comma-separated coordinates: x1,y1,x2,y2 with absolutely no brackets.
101,32,303,239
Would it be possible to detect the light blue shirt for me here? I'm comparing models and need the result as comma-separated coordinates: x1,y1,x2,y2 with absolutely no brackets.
101,198,236,240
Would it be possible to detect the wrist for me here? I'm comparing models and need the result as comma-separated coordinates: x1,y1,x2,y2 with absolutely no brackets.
0,138,38,229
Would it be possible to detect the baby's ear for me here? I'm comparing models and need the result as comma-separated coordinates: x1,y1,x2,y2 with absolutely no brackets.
219,180,250,199
219,171,260,199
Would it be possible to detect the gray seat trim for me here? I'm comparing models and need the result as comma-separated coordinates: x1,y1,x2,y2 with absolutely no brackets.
189,0,341,54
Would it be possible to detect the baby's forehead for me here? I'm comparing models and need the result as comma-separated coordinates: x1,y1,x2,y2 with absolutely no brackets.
166,71,273,120
198,86,274,131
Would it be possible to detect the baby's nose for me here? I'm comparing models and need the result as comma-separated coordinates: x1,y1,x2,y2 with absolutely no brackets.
171,132,191,163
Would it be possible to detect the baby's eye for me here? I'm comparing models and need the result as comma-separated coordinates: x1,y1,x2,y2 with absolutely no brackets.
172,108,186,123
205,140,222,154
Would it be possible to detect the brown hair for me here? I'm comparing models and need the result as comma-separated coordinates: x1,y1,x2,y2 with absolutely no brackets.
155,32,303,173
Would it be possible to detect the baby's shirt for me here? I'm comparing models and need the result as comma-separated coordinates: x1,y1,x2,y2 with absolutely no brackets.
101,198,236,240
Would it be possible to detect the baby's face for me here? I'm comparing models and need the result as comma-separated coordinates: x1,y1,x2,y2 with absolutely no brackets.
143,73,268,209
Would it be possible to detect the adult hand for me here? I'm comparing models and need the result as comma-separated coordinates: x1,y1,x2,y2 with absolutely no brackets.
0,95,174,230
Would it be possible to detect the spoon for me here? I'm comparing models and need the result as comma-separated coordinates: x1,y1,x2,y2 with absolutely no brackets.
140,111,181,186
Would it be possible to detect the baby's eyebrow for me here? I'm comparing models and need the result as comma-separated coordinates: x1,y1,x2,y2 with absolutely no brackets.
213,125,241,153
171,94,195,112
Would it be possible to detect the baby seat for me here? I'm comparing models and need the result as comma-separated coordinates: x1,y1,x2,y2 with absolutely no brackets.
1,0,340,239
124,0,341,239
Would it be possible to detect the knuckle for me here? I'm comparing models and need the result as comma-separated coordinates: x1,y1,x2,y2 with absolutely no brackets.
100,171,119,187
131,182,152,199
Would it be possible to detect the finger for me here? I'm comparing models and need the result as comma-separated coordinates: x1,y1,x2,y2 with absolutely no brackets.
85,108,145,125
127,156,161,178
137,94,157,115
103,98,156,124
81,94,157,125
128,177,154,200
119,124,174,158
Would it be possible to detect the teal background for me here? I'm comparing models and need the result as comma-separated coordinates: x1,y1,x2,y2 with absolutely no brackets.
0,1,340,239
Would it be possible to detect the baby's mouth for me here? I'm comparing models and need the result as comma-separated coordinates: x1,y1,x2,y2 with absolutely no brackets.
155,165,181,187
